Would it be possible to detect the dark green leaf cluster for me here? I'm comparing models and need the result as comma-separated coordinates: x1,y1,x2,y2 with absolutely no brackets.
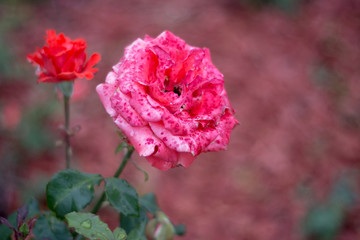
0,169,186,240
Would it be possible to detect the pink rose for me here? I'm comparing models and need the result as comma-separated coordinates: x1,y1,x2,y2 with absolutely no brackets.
97,31,238,170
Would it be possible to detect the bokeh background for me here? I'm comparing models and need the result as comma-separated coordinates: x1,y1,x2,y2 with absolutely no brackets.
1,0,360,239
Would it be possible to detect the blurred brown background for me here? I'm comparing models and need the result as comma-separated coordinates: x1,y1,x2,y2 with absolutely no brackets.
1,0,360,239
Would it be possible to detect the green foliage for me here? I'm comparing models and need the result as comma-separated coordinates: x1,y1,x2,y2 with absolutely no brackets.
301,175,357,240
302,205,343,240
33,212,72,240
113,227,127,240
26,197,41,217
1,174,183,240
120,208,149,235
0,37,21,79
65,212,127,240
174,224,186,236
237,0,301,12
112,189,160,238
0,212,16,239
18,222,29,235
270,0,299,12
139,193,159,214
105,178,140,217
0,2,33,80
0,198,40,240
17,101,57,153
127,221,147,240
46,169,103,218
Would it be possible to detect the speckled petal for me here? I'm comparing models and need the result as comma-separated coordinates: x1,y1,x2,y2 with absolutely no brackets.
205,110,239,151
162,111,197,136
145,147,178,170
149,122,192,153
110,90,147,127
114,115,160,157
96,72,118,117
129,86,164,122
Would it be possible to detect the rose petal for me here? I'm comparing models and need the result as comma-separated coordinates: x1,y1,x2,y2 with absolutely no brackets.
96,72,118,117
129,86,164,122
145,147,178,170
149,122,192,152
111,89,147,127
162,110,197,136
84,53,101,70
205,109,239,151
114,115,160,157
57,72,77,80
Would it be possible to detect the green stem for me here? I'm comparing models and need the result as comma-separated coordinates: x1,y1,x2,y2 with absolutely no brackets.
91,147,134,214
64,95,71,169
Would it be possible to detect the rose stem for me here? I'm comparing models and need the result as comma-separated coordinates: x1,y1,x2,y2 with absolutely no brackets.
64,95,71,169
91,147,135,214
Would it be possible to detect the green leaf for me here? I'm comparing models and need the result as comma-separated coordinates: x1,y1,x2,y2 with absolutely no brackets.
120,207,148,234
19,223,29,235
27,198,41,218
0,198,40,240
75,235,86,240
65,212,117,240
17,102,56,153
0,212,15,240
105,178,139,216
302,204,343,240
33,212,72,240
113,227,127,240
46,169,103,217
139,193,158,214
127,221,147,240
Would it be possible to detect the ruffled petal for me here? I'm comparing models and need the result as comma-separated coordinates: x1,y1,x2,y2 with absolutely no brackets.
84,53,101,70
57,72,77,80
96,72,118,117
96,31,238,170
149,122,192,153
28,30,100,83
111,90,147,127
205,109,239,151
113,115,160,157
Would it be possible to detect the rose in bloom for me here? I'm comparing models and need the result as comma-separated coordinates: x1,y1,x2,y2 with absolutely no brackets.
27,30,101,83
97,31,238,170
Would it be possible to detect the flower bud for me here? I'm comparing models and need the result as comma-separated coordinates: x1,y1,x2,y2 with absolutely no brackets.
145,211,175,240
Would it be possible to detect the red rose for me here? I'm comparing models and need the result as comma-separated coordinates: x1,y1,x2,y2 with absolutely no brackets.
97,31,238,170
27,30,101,83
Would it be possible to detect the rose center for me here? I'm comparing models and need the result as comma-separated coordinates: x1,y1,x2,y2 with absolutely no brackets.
173,86,181,96
163,75,182,96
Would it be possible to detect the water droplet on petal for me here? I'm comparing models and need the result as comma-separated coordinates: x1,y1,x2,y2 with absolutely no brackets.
115,232,126,239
